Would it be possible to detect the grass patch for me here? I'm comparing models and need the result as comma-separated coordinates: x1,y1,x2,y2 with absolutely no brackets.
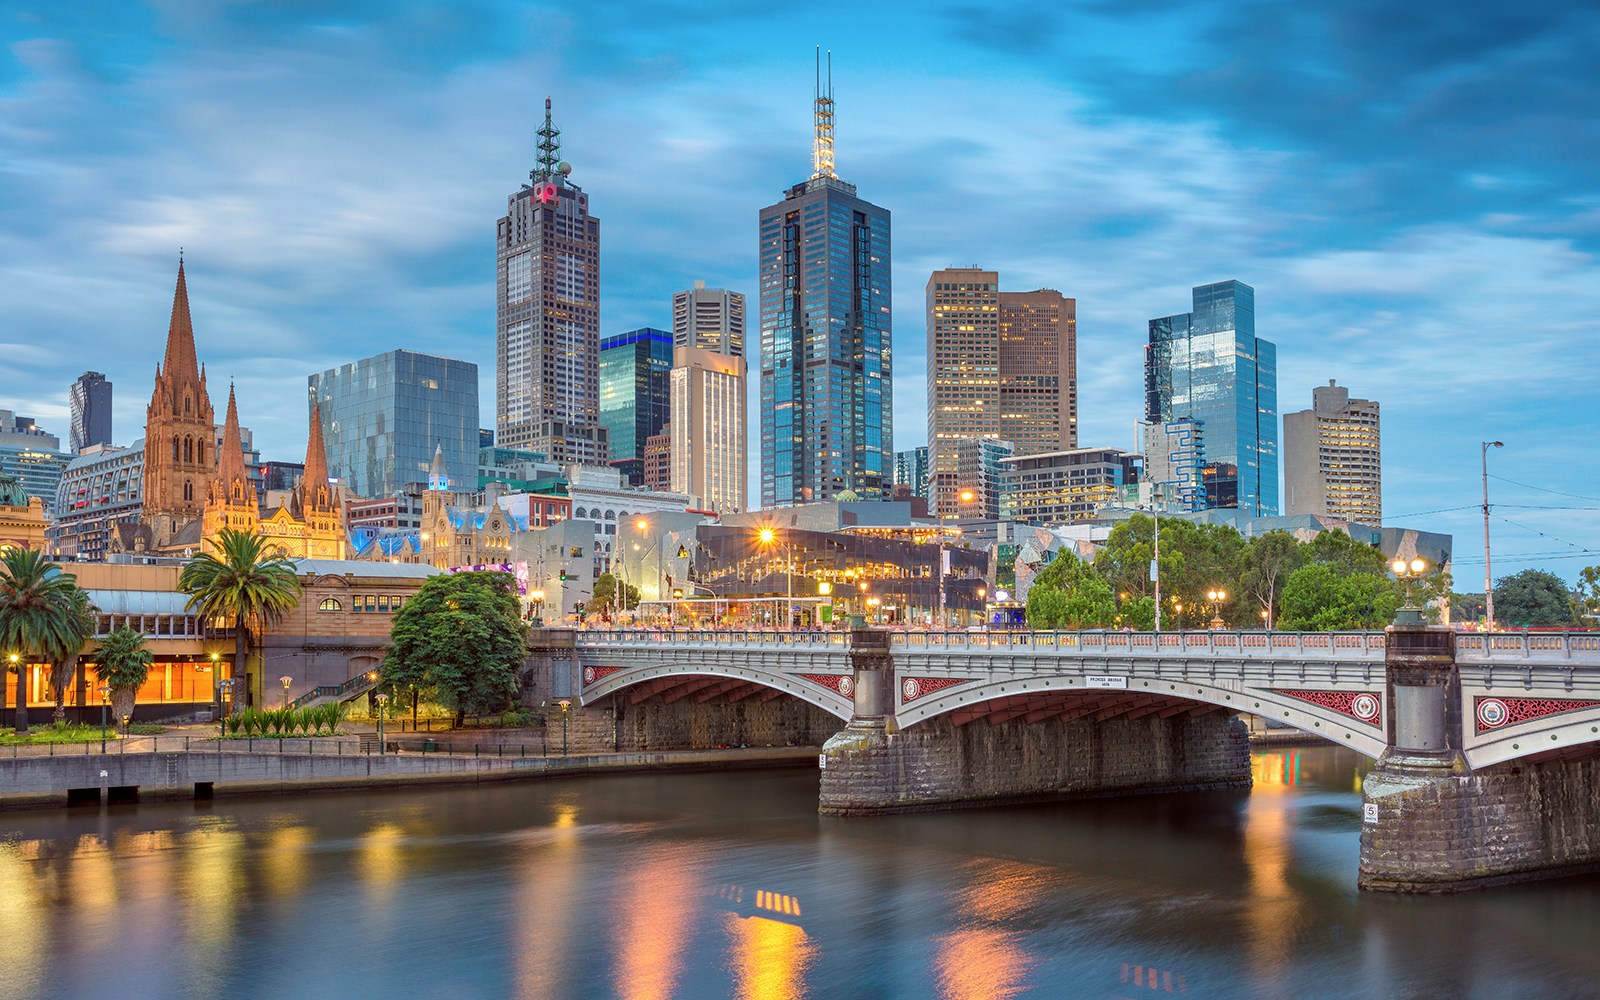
0,722,114,745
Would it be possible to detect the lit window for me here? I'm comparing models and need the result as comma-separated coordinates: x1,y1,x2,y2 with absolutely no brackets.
318,598,342,612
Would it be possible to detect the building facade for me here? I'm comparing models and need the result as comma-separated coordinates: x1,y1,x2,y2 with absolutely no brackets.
495,98,607,465
758,71,892,506
925,268,1076,520
69,372,113,453
673,281,745,356
0,473,47,552
1003,448,1142,525
310,349,478,500
1141,418,1207,513
953,437,1015,522
50,442,144,560
1282,379,1381,522
599,327,672,484
893,446,931,502
642,431,671,492
669,345,747,515
1145,280,1278,515
0,412,72,518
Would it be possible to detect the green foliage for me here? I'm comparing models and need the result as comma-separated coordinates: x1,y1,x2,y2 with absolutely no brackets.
384,572,526,719
1095,515,1248,625
1025,551,1119,630
1240,530,1304,625
179,528,302,711
224,703,342,738
0,722,108,746
587,572,640,616
1278,563,1401,630
0,548,84,733
1576,566,1600,623
1493,569,1576,627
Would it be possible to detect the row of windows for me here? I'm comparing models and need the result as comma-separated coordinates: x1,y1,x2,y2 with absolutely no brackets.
317,595,408,613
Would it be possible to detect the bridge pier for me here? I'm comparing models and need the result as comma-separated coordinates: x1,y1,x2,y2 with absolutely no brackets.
1360,625,1600,892
819,630,1251,815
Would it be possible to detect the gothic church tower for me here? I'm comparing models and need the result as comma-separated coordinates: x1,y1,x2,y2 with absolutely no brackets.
140,259,217,548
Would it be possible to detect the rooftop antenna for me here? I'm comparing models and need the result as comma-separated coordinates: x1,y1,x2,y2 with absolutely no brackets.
534,96,562,183
811,47,836,180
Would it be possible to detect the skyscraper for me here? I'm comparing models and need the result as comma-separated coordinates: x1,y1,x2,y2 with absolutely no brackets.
1283,379,1381,522
893,446,930,502
310,349,478,499
926,267,1077,519
758,56,891,506
496,98,606,465
670,345,747,514
599,328,672,484
1145,280,1277,515
673,281,745,356
69,371,113,453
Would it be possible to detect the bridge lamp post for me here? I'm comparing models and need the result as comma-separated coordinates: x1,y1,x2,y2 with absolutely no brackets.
1260,608,1271,630
1392,557,1430,625
1206,589,1227,630
977,587,987,628
1481,440,1504,632
866,596,881,624
530,588,545,626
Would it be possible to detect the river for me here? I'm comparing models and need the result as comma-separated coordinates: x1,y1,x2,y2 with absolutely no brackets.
0,745,1596,999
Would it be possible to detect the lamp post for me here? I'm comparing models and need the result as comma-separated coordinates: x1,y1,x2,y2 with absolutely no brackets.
374,692,389,754
209,651,220,715
530,588,545,626
99,685,110,753
218,679,234,739
866,596,881,625
1207,588,1227,630
1482,441,1504,631
758,527,793,630
1392,556,1430,625
280,674,292,710
557,698,571,756
5,653,16,728
976,586,987,628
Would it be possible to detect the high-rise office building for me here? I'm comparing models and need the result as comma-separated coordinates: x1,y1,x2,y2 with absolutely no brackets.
954,437,1015,522
69,371,113,453
926,267,1077,519
1283,379,1381,522
673,281,745,356
893,446,931,502
758,58,891,506
1003,447,1142,525
670,346,747,514
0,411,71,517
310,349,479,499
599,328,672,484
1142,418,1207,513
496,98,607,465
1145,280,1278,515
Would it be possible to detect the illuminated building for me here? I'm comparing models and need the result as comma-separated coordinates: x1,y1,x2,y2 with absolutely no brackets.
1282,380,1381,522
599,328,671,484
670,346,747,514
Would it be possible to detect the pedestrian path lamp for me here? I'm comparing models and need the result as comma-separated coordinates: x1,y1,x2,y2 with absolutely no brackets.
99,685,110,753
374,692,389,754
218,679,234,737
558,699,571,756
1392,557,1429,625
280,675,293,710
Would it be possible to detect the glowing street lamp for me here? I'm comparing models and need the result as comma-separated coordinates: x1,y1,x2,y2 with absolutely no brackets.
1206,588,1228,630
374,692,389,754
280,675,293,710
1392,557,1430,625
558,698,571,756
99,685,110,753
757,527,793,629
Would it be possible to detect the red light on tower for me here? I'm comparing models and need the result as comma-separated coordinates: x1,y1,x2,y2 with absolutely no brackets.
536,182,558,204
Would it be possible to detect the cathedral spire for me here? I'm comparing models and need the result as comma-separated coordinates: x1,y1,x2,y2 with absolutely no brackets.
428,443,450,492
301,398,331,508
162,258,202,385
216,383,248,497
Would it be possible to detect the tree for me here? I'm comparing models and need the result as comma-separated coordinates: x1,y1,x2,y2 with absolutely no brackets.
46,587,97,724
1278,563,1401,631
1025,551,1118,630
1303,529,1388,577
1493,569,1576,628
587,572,640,617
93,626,153,728
384,571,526,722
1240,530,1303,627
0,548,82,734
179,529,302,711
1576,565,1600,624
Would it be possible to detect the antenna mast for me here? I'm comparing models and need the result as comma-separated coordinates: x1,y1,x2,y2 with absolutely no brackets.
535,97,562,182
811,47,836,180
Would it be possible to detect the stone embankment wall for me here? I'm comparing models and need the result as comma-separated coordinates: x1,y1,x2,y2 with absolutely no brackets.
819,710,1251,815
1360,752,1600,891
609,697,844,753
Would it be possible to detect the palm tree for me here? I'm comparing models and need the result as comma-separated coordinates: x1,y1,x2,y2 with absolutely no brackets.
179,528,302,712
93,626,152,729
0,548,81,734
48,588,98,724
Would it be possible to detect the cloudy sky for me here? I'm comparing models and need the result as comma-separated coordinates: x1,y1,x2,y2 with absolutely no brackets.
3,1,1597,584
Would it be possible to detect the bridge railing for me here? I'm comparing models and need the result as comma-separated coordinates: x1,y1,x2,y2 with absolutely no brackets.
891,630,1385,657
1456,631,1600,665
576,629,848,648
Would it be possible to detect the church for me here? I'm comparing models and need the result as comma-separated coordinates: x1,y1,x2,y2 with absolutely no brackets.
111,261,346,560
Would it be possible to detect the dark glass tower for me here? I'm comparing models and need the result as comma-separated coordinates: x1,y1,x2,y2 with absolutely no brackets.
758,58,892,506
69,371,113,452
599,327,672,484
1144,280,1278,515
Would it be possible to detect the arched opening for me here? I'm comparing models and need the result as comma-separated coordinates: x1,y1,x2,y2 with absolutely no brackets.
196,441,205,465
172,435,180,461
318,597,343,612
184,437,193,464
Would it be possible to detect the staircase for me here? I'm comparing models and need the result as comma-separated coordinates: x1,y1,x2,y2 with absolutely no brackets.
287,672,381,711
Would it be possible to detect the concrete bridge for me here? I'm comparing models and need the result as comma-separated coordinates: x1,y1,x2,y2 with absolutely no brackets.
570,625,1600,892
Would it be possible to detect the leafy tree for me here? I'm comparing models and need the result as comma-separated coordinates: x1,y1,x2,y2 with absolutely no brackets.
1117,595,1156,631
1493,569,1576,628
1240,530,1303,627
47,587,97,724
1278,563,1401,630
179,529,302,711
1025,551,1118,630
0,548,82,734
1303,529,1388,577
384,571,526,723
1451,592,1487,623
1575,565,1600,624
1025,585,1070,630
93,626,153,727
587,572,640,617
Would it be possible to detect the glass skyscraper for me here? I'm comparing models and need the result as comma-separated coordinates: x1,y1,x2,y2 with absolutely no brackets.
309,350,479,499
1144,280,1278,515
599,328,672,484
758,65,891,506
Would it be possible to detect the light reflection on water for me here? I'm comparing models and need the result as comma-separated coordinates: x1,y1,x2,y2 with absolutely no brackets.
0,744,1595,1000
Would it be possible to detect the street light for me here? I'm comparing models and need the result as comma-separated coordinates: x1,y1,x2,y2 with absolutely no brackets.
374,692,389,754
1207,588,1228,630
99,684,110,753
866,596,881,624
1392,557,1430,625
557,698,571,756
530,588,545,625
757,527,793,630
280,674,293,710
1482,441,1504,631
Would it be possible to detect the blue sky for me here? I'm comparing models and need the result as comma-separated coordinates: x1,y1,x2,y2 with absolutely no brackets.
3,1,1598,585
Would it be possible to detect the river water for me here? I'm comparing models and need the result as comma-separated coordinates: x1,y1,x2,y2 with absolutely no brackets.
1,745,1597,1000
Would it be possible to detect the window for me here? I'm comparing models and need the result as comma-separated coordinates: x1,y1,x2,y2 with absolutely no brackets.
364,595,377,612
318,597,343,612
378,596,391,612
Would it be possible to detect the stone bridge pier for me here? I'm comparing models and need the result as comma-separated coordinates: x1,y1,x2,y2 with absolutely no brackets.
1359,624,1600,892
818,630,1252,815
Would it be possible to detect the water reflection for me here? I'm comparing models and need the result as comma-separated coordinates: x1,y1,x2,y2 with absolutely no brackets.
511,797,584,998
724,912,815,1000
933,860,1048,999
609,843,703,1000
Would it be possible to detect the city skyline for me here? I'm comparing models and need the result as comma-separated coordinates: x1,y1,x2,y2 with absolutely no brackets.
2,3,1597,577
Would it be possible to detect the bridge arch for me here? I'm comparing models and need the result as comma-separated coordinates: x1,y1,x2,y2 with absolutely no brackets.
579,658,855,721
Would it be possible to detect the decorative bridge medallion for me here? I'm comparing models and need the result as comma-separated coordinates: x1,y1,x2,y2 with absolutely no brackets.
901,676,970,704
582,666,622,687
1474,696,1600,734
798,674,854,698
1281,690,1383,727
